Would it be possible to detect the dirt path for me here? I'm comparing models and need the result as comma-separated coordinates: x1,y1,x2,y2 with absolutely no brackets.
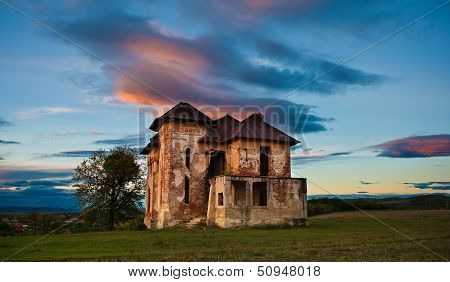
310,209,450,220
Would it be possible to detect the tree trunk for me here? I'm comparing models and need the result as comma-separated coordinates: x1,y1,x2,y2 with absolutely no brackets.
108,208,115,231
108,188,116,231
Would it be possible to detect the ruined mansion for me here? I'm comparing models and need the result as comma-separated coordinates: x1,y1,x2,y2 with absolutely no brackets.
141,102,307,228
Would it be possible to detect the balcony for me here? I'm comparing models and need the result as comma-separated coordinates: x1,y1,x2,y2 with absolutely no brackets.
206,175,308,228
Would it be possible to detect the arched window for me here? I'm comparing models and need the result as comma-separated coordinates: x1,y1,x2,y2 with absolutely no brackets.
185,148,191,169
184,176,190,204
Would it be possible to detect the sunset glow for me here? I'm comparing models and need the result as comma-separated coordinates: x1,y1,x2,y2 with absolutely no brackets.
0,1,449,209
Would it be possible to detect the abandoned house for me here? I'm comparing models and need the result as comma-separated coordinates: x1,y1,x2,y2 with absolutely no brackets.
141,102,307,229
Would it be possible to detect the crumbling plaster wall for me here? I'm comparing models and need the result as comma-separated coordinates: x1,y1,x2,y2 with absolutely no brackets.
229,140,291,177
207,176,307,228
145,122,298,229
144,147,160,228
146,122,212,229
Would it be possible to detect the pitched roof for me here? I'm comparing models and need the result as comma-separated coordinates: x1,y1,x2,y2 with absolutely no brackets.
197,113,298,145
149,102,214,131
142,103,299,154
199,114,242,143
231,113,299,145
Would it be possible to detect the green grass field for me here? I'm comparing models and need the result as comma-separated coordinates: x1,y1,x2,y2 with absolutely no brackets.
1,210,449,261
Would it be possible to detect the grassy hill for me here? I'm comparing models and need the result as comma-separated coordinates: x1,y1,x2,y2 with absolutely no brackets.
1,210,449,261
308,195,450,216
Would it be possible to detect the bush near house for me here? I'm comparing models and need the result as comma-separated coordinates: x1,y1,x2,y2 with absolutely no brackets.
0,221,14,237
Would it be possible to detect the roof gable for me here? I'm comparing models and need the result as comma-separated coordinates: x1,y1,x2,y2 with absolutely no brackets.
149,102,214,131
230,113,299,145
143,103,300,154
198,112,299,146
201,114,241,143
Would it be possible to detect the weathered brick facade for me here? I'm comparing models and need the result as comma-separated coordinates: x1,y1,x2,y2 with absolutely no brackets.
142,103,307,229
207,176,307,228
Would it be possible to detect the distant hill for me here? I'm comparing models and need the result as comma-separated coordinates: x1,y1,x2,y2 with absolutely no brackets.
1,194,448,214
307,193,450,200
0,206,80,213
308,194,450,216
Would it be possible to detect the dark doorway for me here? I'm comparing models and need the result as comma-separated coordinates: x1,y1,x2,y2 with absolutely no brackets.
253,182,267,206
207,150,225,179
260,146,270,176
231,181,247,207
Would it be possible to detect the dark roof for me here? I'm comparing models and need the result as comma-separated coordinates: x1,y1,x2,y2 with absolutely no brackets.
199,113,299,145
142,103,299,154
199,114,241,143
149,102,214,131
231,113,299,145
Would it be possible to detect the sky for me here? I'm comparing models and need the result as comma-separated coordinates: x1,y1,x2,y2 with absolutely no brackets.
0,0,449,209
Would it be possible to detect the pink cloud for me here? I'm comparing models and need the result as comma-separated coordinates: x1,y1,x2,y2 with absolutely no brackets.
371,135,450,158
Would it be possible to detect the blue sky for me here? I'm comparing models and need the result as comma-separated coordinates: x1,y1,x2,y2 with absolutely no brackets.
0,0,449,208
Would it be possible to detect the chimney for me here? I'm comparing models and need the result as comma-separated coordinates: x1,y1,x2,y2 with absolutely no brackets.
250,112,264,120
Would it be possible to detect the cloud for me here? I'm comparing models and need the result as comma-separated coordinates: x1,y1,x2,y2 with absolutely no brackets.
36,150,99,159
84,95,122,106
0,117,13,127
26,2,392,135
308,193,450,200
0,187,27,192
0,140,20,145
181,0,445,38
18,107,84,119
0,179,74,190
292,150,353,163
370,134,450,158
404,181,450,191
0,167,77,209
0,167,73,182
110,28,386,103
360,181,378,185
328,151,353,157
0,178,77,209
37,130,107,140
63,69,112,96
357,191,369,194
87,131,106,136
0,186,78,209
93,134,144,146
294,151,353,159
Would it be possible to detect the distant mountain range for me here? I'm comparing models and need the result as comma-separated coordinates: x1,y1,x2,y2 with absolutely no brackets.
307,193,450,200
0,194,448,213
0,206,80,213
307,194,449,216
